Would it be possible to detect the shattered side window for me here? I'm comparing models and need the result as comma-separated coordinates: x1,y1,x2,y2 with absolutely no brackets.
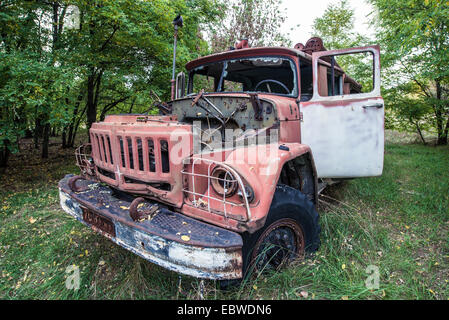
300,59,313,101
316,51,375,97
189,63,223,93
189,56,297,97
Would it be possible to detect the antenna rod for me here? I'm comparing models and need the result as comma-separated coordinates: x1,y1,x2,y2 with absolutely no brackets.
171,15,183,100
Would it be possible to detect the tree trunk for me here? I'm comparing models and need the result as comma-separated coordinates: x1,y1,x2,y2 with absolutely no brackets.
415,122,427,145
34,130,40,149
34,115,43,149
0,140,10,168
42,122,50,159
65,92,84,148
128,97,137,113
437,134,447,145
86,69,103,142
68,105,86,147
67,120,76,147
442,116,449,146
99,96,129,121
70,120,81,147
52,2,60,53
435,79,448,145
86,70,97,133
62,127,67,148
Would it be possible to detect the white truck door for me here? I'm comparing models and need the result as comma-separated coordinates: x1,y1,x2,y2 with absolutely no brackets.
300,45,384,178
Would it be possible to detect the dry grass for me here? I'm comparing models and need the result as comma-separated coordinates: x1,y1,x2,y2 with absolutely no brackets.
0,132,448,299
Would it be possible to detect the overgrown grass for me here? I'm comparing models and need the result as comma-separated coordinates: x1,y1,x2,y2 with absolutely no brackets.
0,138,448,300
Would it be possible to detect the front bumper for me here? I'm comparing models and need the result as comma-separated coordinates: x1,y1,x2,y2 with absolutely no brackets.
58,175,243,280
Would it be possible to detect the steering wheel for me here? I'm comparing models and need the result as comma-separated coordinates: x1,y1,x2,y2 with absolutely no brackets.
254,79,290,94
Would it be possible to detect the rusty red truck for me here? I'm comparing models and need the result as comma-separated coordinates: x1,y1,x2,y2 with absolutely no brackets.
58,17,384,284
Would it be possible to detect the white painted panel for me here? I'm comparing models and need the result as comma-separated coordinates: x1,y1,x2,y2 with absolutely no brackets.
301,98,384,178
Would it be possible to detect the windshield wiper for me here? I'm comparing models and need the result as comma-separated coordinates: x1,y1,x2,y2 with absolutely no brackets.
191,89,225,125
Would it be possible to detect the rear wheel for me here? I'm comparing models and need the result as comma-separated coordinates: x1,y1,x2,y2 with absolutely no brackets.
219,185,320,289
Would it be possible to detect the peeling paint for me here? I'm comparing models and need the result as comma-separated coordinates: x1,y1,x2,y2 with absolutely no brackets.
58,183,243,280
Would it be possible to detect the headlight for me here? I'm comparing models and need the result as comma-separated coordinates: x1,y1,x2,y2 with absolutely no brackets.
238,185,255,203
211,166,238,197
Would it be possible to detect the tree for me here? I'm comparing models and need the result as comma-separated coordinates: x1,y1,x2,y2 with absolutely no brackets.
382,82,434,144
311,0,373,91
311,0,361,50
65,0,222,131
369,0,449,145
0,1,76,163
209,0,290,53
0,0,223,167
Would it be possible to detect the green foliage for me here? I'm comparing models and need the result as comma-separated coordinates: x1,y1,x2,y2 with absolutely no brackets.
64,0,223,131
311,0,374,93
0,0,223,165
0,51,75,147
312,0,359,50
0,1,78,161
382,82,434,142
370,0,449,144
69,0,221,97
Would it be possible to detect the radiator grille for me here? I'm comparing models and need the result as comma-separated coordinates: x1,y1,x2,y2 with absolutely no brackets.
89,121,191,207
110,136,170,174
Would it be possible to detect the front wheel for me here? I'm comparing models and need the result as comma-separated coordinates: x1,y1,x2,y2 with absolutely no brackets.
219,185,320,289
250,217,305,271
243,185,320,276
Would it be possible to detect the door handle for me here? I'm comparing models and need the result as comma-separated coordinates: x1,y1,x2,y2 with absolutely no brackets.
363,103,383,109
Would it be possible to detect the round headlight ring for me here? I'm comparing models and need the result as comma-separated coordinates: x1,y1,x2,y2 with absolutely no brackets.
211,166,238,197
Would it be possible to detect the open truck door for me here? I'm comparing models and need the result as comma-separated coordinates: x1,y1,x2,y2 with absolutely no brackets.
300,45,384,178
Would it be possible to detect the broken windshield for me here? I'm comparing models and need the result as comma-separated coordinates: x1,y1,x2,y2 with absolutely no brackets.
187,56,298,97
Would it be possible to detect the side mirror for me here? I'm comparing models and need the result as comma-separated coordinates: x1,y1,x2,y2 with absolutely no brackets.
173,15,183,29
175,72,185,99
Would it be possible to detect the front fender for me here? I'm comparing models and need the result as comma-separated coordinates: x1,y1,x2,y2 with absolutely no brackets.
222,142,317,232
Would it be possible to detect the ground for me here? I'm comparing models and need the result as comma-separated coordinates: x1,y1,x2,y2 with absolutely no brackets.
0,131,448,299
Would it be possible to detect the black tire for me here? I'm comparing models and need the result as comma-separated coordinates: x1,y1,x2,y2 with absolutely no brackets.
218,185,320,289
243,185,320,274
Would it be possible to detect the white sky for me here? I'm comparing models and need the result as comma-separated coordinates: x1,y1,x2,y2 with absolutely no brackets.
280,0,376,45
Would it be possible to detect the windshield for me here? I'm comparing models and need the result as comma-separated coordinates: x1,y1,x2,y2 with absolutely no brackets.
187,56,298,97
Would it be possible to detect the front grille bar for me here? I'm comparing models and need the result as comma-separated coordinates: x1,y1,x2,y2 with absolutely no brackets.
91,133,115,167
181,157,251,221
115,135,171,176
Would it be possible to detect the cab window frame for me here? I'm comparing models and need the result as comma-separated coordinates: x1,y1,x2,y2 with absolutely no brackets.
187,55,300,99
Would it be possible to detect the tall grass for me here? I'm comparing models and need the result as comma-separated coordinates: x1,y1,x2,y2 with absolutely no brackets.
0,141,448,299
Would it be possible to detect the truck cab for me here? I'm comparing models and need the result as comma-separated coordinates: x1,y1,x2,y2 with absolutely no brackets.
58,36,384,282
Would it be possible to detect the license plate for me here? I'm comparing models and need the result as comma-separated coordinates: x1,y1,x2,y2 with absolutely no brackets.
82,207,116,237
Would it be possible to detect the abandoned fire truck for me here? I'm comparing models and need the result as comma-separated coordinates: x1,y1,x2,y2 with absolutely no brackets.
58,16,384,284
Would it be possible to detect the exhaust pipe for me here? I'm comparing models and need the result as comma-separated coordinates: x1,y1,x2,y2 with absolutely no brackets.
171,15,183,100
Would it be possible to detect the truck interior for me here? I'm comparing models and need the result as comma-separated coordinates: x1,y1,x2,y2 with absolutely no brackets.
299,53,369,102
186,55,370,104
187,56,298,97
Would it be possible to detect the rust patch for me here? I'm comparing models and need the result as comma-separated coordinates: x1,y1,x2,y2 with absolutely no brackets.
129,197,159,222
68,175,88,193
